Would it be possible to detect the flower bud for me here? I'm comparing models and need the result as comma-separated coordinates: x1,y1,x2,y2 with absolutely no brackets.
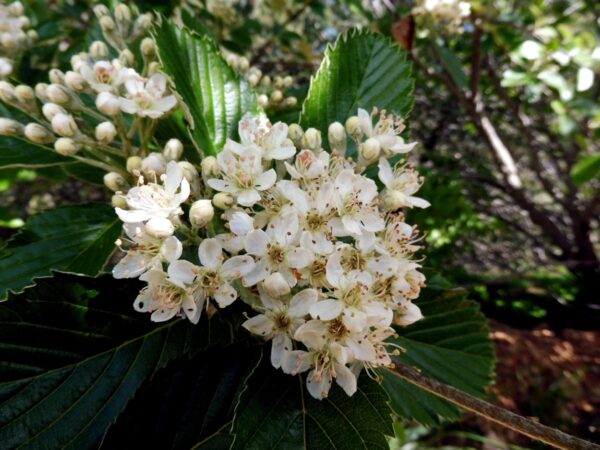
34,83,49,102
0,81,16,103
15,85,35,104
345,116,362,137
42,103,66,121
237,56,249,71
126,156,142,174
93,4,110,18
213,192,234,210
95,121,117,143
27,30,37,41
0,118,23,136
201,156,219,178
302,128,322,151
134,14,153,35
147,61,162,75
49,69,65,85
328,121,347,153
64,71,85,91
263,272,291,298
54,137,79,156
359,137,381,161
142,152,167,177
140,38,156,59
103,172,127,192
89,41,109,60
115,4,132,25
189,199,214,227
24,123,54,144
96,92,120,115
51,113,78,137
178,161,200,191
111,194,128,209
162,138,183,161
283,76,293,88
119,49,135,67
8,1,24,15
145,217,175,239
257,94,269,108
287,123,303,146
100,16,116,33
270,90,283,104
283,96,297,108
46,84,71,105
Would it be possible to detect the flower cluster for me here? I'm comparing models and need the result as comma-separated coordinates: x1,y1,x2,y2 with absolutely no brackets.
412,0,471,34
0,1,36,78
0,3,176,185
112,108,429,400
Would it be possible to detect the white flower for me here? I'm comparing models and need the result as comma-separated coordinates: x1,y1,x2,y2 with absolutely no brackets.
357,108,416,156
394,298,423,326
243,211,314,286
217,211,254,254
207,147,276,207
116,160,190,224
119,72,177,118
230,117,296,161
0,57,13,77
80,60,124,93
378,158,430,209
113,222,182,279
284,149,329,180
243,287,317,368
194,238,255,307
134,263,203,323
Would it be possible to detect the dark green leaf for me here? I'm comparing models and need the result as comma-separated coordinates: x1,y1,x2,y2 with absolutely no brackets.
230,355,393,449
300,28,413,151
0,273,231,449
381,287,495,425
434,43,469,89
571,154,600,185
0,136,72,168
0,203,121,300
153,19,258,157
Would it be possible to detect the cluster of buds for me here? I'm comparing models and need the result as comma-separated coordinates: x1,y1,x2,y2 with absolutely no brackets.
412,0,471,34
0,1,36,78
112,109,429,400
225,51,298,111
0,3,177,189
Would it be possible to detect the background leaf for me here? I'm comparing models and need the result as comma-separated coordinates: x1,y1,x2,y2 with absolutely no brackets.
0,203,121,300
300,28,413,151
381,283,496,426
153,19,259,157
0,136,73,168
0,273,232,449
571,154,600,185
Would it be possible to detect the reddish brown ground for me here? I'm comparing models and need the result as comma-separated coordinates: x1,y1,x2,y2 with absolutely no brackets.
462,320,600,448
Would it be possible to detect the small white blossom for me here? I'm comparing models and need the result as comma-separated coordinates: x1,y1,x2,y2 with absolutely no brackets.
119,72,177,118
378,158,430,209
357,108,416,156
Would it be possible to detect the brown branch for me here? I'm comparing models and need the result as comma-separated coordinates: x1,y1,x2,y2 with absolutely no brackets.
469,17,483,99
388,363,600,450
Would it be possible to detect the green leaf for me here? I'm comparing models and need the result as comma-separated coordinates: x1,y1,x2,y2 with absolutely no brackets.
571,154,600,185
381,286,495,426
0,203,121,300
0,273,231,449
434,43,468,89
229,354,393,449
0,136,72,168
153,19,258,157
300,28,413,151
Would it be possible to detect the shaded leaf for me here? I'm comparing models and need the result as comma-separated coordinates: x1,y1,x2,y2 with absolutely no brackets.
571,154,600,185
0,136,72,168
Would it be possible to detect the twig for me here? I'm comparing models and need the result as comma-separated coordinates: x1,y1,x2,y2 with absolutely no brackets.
388,363,600,450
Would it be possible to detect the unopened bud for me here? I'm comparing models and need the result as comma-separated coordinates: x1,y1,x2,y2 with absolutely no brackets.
178,161,200,191
90,41,109,60
201,156,219,178
114,4,132,25
147,61,161,75
54,137,79,156
64,71,85,91
141,152,167,177
248,73,261,86
111,194,128,209
42,103,66,121
257,94,269,108
302,128,322,151
93,4,110,18
0,118,23,136
0,81,16,103
260,75,271,88
345,116,362,137
15,85,35,103
9,1,24,15
237,56,249,72
99,16,116,33
270,90,283,104
189,199,214,227
48,69,64,85
126,156,142,174
134,14,153,34
263,272,291,298
213,192,234,210
46,84,71,105
287,123,303,146
51,113,78,137
95,121,117,143
328,121,347,153
145,217,175,239
140,38,156,59
359,137,381,161
96,92,120,115
119,49,135,67
283,96,297,108
103,172,127,192
25,123,54,144
163,138,183,161
283,76,293,88
34,83,49,102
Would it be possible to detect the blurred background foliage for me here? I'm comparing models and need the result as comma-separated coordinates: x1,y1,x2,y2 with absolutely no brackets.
1,0,599,447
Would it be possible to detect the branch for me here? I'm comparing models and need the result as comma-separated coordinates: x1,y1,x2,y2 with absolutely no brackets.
388,363,600,450
469,17,483,99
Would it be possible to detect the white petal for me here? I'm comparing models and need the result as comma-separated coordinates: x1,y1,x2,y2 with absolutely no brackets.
113,253,148,279
307,369,332,400
377,157,393,187
309,300,343,321
236,189,261,207
346,337,376,361
334,363,357,396
271,333,292,368
357,108,373,136
214,283,238,307
168,260,197,286
151,307,178,322
207,178,236,193
229,211,254,236
165,160,183,193
133,290,154,312
289,289,318,317
278,180,309,213
182,295,198,323
268,145,296,160
341,216,362,235
221,255,255,279
243,258,269,286
395,301,423,326
115,208,152,223
281,350,311,375
255,169,277,191
286,248,313,269
244,229,269,256
407,195,431,209
198,238,223,269
294,320,327,348
242,314,274,336
161,236,183,262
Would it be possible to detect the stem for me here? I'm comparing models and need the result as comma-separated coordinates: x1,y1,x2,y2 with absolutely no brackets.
114,113,133,155
388,363,599,450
